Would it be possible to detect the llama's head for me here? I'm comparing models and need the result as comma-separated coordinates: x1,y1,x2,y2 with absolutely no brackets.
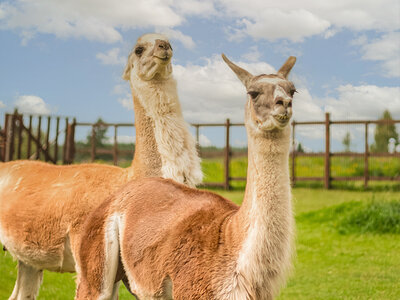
123,33,173,81
222,54,296,133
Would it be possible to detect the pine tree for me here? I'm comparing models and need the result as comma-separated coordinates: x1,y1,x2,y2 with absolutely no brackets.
86,118,108,147
371,110,398,152
342,132,351,152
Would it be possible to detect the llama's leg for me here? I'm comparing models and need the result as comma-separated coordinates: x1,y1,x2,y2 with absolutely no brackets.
9,260,43,300
110,282,120,300
75,214,120,300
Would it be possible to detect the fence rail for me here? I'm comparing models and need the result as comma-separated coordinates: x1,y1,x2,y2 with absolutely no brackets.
2,112,399,189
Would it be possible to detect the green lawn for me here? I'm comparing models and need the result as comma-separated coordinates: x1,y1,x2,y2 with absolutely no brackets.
202,156,400,189
1,188,399,299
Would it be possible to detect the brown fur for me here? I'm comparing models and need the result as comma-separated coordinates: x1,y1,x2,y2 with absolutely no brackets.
0,33,201,300
75,54,297,299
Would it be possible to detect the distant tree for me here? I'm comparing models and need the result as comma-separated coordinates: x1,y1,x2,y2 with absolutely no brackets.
296,142,304,153
342,132,351,152
371,110,399,152
86,118,108,147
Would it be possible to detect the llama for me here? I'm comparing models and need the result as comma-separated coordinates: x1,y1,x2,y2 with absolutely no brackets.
0,33,202,300
75,53,297,299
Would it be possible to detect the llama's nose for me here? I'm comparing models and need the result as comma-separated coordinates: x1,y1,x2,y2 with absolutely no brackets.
158,41,171,50
275,97,292,108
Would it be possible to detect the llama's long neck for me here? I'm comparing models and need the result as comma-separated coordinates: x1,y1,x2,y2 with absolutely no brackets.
129,76,202,187
228,125,294,298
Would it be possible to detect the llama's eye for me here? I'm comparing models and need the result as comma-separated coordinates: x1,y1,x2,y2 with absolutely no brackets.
248,91,260,99
135,47,144,56
289,89,297,97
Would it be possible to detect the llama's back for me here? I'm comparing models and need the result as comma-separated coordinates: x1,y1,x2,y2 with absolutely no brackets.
0,160,130,270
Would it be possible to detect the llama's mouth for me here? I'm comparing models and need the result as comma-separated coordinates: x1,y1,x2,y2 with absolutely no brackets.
273,114,291,125
154,55,171,62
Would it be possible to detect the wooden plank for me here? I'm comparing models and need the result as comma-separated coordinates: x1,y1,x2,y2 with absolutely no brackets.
17,115,23,159
18,121,55,163
324,113,331,189
54,117,60,163
4,114,14,162
27,115,33,158
45,116,51,162
36,116,42,160
63,118,69,164
295,177,324,181
294,152,325,157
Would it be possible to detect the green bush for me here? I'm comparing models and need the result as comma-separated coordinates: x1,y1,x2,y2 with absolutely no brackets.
338,200,400,235
298,198,400,235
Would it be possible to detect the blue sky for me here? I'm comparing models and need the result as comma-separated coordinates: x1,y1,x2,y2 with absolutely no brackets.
0,0,399,150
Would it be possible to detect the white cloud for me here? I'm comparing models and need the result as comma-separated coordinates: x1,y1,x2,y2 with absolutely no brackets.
158,28,196,49
173,55,276,123
292,88,324,121
14,95,52,115
241,46,261,62
96,48,125,65
0,101,5,109
0,0,183,44
324,84,400,120
173,0,215,16
199,134,212,146
356,32,400,77
118,97,133,110
219,0,399,41
238,9,330,42
113,84,129,95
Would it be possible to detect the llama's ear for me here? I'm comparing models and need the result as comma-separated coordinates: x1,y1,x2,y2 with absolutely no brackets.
122,52,134,81
278,56,296,79
222,54,253,88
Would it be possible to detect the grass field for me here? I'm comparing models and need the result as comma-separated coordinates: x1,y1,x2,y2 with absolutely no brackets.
1,187,399,299
202,156,400,190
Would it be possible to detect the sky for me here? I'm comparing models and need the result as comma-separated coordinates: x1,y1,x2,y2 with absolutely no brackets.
0,0,399,150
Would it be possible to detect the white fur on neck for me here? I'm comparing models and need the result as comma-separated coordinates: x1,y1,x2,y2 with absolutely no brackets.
131,74,202,187
222,130,294,299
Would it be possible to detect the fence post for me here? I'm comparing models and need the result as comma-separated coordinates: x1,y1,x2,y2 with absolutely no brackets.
27,115,33,158
224,118,230,190
36,116,42,160
324,112,331,189
63,117,69,164
44,116,51,162
291,121,296,186
65,119,76,164
4,114,15,162
54,117,60,163
16,114,23,159
364,122,369,188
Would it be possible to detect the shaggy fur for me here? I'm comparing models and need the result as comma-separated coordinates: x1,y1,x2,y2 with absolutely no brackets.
0,33,201,300
75,54,296,299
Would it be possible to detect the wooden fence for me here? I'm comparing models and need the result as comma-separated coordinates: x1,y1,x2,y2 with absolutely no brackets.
1,111,75,164
291,113,400,189
2,112,399,189
194,114,400,189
